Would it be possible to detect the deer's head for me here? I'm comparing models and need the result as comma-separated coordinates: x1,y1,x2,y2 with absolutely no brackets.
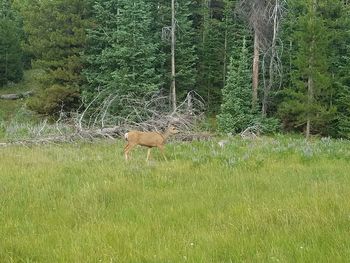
167,125,179,135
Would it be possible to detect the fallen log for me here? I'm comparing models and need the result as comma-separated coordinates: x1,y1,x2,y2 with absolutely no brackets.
0,91,34,100
0,129,214,147
0,94,22,100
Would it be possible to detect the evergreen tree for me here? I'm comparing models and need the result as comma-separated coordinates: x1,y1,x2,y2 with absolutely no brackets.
326,0,350,138
19,0,92,115
21,0,91,87
278,0,335,137
0,0,23,86
336,78,350,138
217,38,253,133
174,0,198,98
198,2,225,111
335,39,350,137
151,0,198,101
83,0,161,102
195,0,250,114
222,0,248,84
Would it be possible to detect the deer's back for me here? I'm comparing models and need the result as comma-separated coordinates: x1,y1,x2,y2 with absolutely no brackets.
127,131,163,147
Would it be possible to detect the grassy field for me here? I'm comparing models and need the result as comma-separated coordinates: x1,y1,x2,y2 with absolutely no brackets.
1,136,350,262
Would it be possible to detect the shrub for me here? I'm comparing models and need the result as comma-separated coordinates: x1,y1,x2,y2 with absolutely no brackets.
28,85,80,117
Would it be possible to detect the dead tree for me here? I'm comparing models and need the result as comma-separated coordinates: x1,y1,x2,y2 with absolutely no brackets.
237,0,285,112
162,0,177,112
171,0,177,112
261,0,285,116
237,0,269,109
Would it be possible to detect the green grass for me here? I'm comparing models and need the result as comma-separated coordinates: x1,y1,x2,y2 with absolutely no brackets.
0,69,44,140
1,136,350,262
0,69,42,122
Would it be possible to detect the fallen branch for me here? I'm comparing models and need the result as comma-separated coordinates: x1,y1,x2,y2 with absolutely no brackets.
240,125,261,139
0,91,34,100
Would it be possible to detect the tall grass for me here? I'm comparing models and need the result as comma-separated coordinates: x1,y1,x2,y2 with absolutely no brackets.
1,136,350,262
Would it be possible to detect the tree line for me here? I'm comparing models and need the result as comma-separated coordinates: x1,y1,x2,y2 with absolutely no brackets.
1,0,349,138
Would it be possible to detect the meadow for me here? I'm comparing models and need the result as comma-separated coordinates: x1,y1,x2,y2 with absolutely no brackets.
1,136,350,262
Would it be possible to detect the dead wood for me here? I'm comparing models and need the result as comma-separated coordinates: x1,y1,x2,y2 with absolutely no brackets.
240,125,261,139
0,90,208,146
0,91,34,100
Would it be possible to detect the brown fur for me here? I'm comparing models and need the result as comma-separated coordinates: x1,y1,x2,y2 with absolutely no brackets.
124,126,179,161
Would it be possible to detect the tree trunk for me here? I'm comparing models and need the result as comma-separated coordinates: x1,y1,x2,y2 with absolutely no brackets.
306,74,314,138
262,0,280,116
171,0,176,112
223,27,228,88
252,30,259,109
223,8,228,88
306,0,316,139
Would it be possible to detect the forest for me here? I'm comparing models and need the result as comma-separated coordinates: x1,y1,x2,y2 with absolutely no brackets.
1,0,350,138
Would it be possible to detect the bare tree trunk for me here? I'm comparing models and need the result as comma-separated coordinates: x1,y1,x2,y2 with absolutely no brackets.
223,1,229,88
237,0,286,113
223,24,228,88
252,30,259,109
262,0,280,116
171,0,176,112
306,52,314,139
5,52,8,81
306,0,316,139
306,75,313,138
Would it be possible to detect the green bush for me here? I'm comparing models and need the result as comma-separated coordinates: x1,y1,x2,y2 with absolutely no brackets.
252,116,281,134
28,85,80,117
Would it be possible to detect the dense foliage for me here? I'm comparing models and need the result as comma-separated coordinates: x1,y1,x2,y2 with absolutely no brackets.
83,0,162,103
14,0,92,114
0,0,23,86
217,38,253,133
1,0,349,138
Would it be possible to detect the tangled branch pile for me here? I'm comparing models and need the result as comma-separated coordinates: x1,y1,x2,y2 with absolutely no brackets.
75,90,205,136
240,125,261,139
1,90,207,146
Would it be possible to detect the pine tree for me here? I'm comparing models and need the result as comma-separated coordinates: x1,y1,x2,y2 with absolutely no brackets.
334,40,350,138
222,0,247,86
326,0,350,138
83,0,161,102
195,0,250,114
336,79,350,138
21,0,92,87
152,0,198,102
217,38,253,133
19,0,92,115
174,0,198,98
278,0,335,137
0,0,23,86
197,0,226,113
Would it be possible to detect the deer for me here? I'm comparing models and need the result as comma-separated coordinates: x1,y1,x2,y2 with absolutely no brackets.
124,125,179,162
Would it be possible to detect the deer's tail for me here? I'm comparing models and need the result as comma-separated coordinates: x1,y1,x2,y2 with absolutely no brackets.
124,132,129,141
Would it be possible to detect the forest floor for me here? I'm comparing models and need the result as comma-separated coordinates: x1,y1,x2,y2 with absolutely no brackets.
1,136,350,262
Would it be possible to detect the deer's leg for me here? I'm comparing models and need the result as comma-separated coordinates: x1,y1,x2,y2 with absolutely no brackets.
124,143,129,161
146,148,151,162
124,143,135,161
158,145,168,162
